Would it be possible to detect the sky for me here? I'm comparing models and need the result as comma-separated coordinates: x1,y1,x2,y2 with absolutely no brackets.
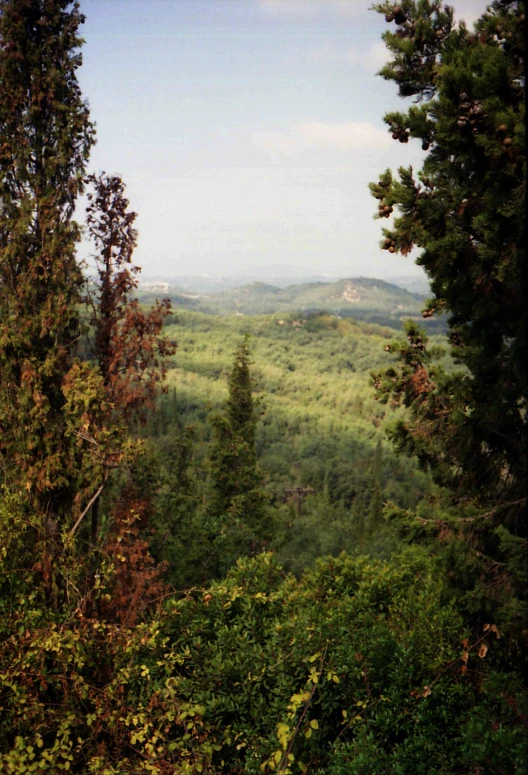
78,0,489,283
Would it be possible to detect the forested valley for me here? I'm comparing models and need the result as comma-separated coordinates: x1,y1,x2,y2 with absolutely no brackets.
0,1,526,774
141,310,441,583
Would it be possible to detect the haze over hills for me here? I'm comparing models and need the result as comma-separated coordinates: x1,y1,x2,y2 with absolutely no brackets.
138,268,432,296
136,276,443,331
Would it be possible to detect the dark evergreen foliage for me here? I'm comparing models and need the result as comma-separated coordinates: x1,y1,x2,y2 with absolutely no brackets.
208,339,266,565
370,0,526,530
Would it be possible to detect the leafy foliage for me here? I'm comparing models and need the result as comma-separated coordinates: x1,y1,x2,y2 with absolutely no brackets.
1,549,525,774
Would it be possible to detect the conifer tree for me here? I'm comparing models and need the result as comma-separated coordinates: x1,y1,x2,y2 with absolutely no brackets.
85,173,174,424
370,0,526,535
208,338,264,558
83,172,174,542
0,0,96,521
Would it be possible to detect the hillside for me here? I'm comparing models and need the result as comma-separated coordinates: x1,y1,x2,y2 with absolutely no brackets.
143,309,446,575
136,276,446,331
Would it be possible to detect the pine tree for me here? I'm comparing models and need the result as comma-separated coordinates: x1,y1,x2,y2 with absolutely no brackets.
0,0,95,520
370,0,526,534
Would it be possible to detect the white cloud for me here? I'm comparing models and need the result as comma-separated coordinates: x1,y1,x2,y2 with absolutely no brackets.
257,0,357,18
252,121,391,157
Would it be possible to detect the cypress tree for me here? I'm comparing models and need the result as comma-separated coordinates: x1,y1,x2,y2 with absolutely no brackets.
85,173,174,426
208,338,264,553
0,0,95,519
83,172,175,542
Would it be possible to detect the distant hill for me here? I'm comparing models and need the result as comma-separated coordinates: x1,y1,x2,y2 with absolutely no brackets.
136,277,444,331
138,270,432,295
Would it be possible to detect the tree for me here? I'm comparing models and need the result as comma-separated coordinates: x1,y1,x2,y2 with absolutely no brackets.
150,427,211,589
84,172,174,542
85,173,174,425
208,338,265,565
0,0,96,521
0,2,173,607
370,0,526,535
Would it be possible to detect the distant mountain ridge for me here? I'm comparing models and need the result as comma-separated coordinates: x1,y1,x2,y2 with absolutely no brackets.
138,270,431,296
136,276,444,331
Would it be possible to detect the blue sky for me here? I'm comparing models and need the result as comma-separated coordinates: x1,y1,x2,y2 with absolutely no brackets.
78,0,488,282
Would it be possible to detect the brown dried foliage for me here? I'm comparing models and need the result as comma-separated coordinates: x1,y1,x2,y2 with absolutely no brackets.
98,487,169,627
85,172,175,425
409,364,433,395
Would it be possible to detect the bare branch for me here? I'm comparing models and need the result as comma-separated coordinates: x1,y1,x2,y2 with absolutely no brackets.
70,483,105,537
